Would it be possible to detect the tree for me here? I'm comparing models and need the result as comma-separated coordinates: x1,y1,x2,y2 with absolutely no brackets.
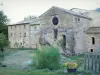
0,11,9,37
0,33,8,67
24,15,37,20
0,33,8,48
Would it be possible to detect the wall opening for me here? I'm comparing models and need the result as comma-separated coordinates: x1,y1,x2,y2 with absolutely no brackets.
92,37,95,45
62,34,66,47
90,49,93,52
53,29,58,41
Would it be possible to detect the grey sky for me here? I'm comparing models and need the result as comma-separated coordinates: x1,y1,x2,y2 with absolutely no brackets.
0,0,100,23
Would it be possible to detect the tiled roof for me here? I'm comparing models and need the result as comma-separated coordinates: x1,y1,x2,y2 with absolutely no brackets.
70,8,91,16
53,6,91,20
40,6,91,20
86,27,100,34
17,18,40,24
31,18,40,25
8,18,40,26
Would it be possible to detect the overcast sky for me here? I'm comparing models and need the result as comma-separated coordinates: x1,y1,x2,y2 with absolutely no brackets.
0,0,100,23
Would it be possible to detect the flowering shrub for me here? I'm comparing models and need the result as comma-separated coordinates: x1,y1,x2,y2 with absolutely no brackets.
65,62,78,69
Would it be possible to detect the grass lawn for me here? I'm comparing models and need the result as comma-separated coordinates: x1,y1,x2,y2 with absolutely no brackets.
68,54,84,60
0,68,98,75
1,48,99,75
0,68,58,75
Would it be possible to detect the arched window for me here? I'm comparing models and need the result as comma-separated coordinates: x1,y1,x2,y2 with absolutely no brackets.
92,37,95,44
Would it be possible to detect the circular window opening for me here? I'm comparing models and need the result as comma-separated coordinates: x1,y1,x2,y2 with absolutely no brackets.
52,17,59,25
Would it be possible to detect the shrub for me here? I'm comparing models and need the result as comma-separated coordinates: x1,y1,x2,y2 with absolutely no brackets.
34,46,60,70
0,33,9,48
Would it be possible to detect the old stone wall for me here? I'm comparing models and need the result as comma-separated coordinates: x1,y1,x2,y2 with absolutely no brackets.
40,7,91,54
86,33,100,52
8,24,30,48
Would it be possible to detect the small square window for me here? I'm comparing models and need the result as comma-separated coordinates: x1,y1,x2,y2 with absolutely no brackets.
90,49,93,52
78,17,80,22
75,17,80,23
24,33,26,37
75,17,77,22
24,25,26,29
11,26,12,30
34,27,37,30
11,33,12,36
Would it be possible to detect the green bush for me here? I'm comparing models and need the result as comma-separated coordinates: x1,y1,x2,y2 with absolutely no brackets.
0,33,9,48
34,46,60,70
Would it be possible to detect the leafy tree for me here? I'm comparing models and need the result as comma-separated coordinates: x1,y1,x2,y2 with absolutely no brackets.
24,15,37,20
0,33,9,66
0,33,9,48
0,11,9,37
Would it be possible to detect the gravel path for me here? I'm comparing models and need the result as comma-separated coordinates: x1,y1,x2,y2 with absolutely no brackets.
3,50,34,69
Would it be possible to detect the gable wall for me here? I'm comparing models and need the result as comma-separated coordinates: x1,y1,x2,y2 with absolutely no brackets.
40,8,74,28
39,7,91,54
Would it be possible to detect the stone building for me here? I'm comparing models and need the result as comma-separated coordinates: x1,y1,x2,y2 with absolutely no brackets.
71,8,100,52
85,12,100,52
86,27,100,52
8,6,100,54
8,17,40,48
39,6,91,54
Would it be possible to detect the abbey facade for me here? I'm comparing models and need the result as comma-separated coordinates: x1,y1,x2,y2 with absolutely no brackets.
8,6,100,54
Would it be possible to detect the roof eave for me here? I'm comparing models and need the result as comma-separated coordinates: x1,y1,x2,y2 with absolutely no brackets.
8,23,30,26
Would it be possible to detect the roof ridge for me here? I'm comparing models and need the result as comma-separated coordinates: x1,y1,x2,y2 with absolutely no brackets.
52,6,91,20
70,8,90,11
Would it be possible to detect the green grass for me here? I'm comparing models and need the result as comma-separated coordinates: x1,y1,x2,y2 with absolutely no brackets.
61,72,97,75
68,54,84,60
1,49,98,75
0,68,58,75
3,48,36,56
9,48,36,50
0,68,99,75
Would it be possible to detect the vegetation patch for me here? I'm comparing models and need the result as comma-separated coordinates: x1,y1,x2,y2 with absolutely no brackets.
34,46,61,70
